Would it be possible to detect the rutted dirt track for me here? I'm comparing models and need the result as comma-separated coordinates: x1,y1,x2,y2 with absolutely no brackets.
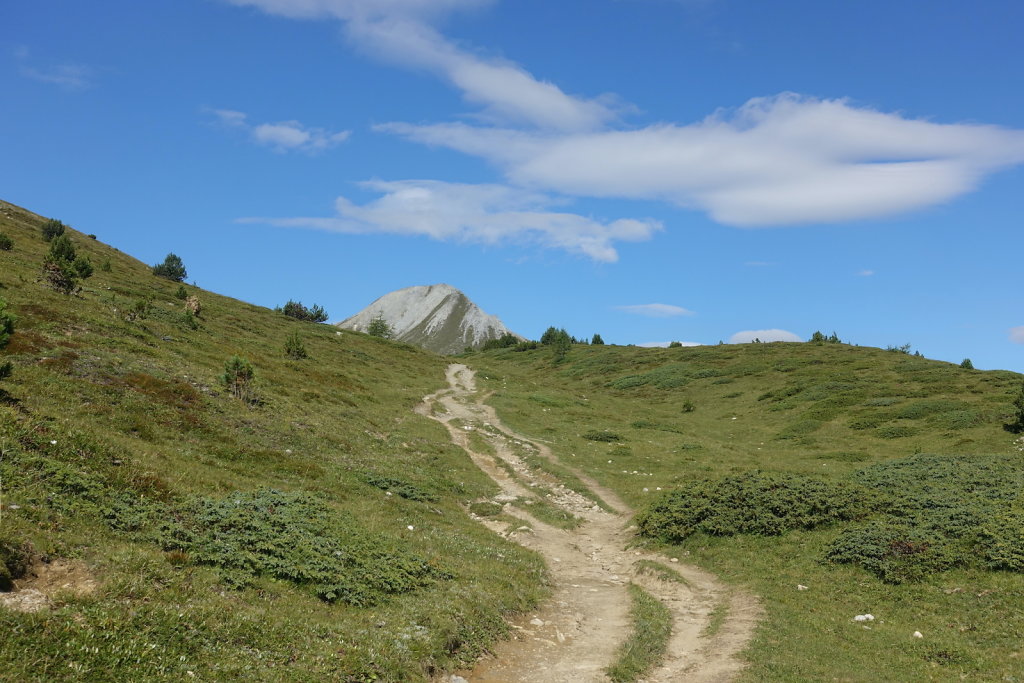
418,364,761,682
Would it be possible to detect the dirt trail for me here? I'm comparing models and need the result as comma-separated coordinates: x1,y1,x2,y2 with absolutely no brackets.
418,364,760,682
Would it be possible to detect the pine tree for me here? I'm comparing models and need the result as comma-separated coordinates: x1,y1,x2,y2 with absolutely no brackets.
152,253,187,282
367,314,393,339
591,333,604,345
221,356,256,403
41,218,65,241
284,331,308,360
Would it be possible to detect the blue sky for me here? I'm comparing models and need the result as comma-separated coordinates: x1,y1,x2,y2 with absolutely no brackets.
4,0,1024,369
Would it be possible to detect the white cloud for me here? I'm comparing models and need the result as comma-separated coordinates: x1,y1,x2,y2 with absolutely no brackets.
383,93,1024,226
239,180,661,261
212,109,350,153
15,48,93,90
616,303,694,317
858,269,875,277
729,329,802,343
638,341,702,348
222,0,615,131
1010,327,1024,344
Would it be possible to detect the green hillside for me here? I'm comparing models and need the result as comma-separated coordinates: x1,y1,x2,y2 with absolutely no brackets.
0,200,546,680
469,339,1024,679
3,196,1024,681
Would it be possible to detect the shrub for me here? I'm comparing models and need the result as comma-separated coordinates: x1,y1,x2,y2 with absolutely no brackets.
1006,380,1024,433
826,453,1024,582
367,314,393,339
960,358,974,370
281,300,328,323
180,310,199,331
99,258,111,272
481,333,520,351
284,331,308,360
41,218,65,241
541,326,571,346
48,234,75,262
582,430,623,442
668,341,683,348
635,471,875,543
551,332,571,364
151,253,187,282
124,298,151,321
978,508,1024,571
0,298,14,381
0,233,12,250
592,333,605,345
73,256,93,279
0,536,32,591
221,355,256,403
364,474,435,502
41,235,92,294
174,285,188,300
157,488,447,604
825,521,959,583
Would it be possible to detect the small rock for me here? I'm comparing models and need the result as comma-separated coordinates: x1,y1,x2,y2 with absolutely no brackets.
913,631,923,638
529,618,544,627
406,525,414,531
449,677,469,683
797,584,808,591
670,558,679,563
853,614,875,622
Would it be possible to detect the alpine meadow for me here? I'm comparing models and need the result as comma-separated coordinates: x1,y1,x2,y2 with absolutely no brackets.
2,199,1024,681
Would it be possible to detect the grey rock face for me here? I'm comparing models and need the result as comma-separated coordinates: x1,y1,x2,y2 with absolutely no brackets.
337,284,521,355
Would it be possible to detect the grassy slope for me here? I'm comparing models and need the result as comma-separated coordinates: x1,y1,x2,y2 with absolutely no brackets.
470,342,1024,681
0,200,547,681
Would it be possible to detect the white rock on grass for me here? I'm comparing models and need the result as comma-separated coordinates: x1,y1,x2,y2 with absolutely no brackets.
913,631,923,638
853,614,875,622
797,584,809,591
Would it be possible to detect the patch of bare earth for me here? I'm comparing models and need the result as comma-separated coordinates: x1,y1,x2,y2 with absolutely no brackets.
0,559,98,613
418,364,761,682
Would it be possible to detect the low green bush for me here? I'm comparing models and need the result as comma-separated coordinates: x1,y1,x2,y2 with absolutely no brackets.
582,429,623,442
635,471,874,542
363,474,436,502
824,454,1024,582
825,520,961,583
156,488,449,605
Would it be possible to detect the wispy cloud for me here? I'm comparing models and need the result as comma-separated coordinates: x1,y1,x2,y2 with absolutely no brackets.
616,303,694,317
858,269,875,277
1010,327,1024,344
15,46,94,90
212,109,351,153
383,94,1024,226
220,0,1024,256
222,0,618,131
729,329,802,343
238,180,661,261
